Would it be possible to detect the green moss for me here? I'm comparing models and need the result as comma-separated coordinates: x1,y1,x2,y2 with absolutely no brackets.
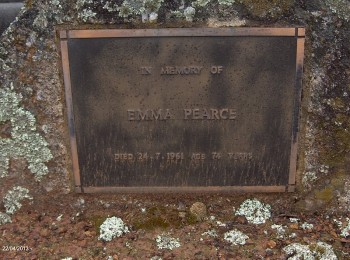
131,205,203,230
134,215,170,230
186,213,199,224
132,206,177,230
90,215,107,233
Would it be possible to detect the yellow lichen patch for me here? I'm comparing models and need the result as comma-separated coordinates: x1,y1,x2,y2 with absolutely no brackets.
331,170,346,189
25,0,33,9
239,0,294,18
319,116,350,168
329,97,347,111
309,243,326,255
315,187,334,202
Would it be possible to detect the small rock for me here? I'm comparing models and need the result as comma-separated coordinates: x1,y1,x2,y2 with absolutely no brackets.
178,212,186,218
77,240,87,247
289,223,299,230
84,230,93,237
40,228,49,238
265,248,274,257
177,202,186,211
267,240,277,249
330,231,338,238
58,227,67,234
234,215,248,224
190,202,207,221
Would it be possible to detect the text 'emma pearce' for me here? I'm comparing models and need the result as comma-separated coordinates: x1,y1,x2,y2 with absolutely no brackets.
127,108,237,121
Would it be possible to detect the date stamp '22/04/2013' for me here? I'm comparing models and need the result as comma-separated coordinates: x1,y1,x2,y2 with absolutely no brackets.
2,245,32,252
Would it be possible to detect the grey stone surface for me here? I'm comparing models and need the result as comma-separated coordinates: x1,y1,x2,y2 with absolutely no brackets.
0,0,349,215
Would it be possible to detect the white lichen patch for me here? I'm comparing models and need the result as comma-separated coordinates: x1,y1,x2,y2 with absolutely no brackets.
218,0,235,6
283,242,337,260
193,0,211,7
56,214,63,221
235,198,271,224
289,218,299,223
302,171,318,188
216,220,227,227
0,212,12,225
325,0,350,22
224,229,249,245
301,222,314,230
202,229,218,238
33,9,49,28
170,10,184,18
0,86,53,180
332,217,350,237
340,217,350,238
184,7,196,22
283,243,314,260
0,157,9,178
103,1,119,12
33,0,64,29
333,218,343,227
118,0,163,22
75,0,93,10
78,9,97,22
289,232,297,239
155,234,181,250
75,0,97,22
207,17,246,27
3,186,32,215
118,0,142,17
271,224,286,239
149,12,158,22
99,216,129,242
313,242,338,260
150,256,162,260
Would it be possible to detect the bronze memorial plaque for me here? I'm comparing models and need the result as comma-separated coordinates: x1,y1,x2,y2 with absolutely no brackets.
59,28,305,193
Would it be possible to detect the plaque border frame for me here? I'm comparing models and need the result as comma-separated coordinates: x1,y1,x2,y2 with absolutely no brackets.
59,28,305,193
